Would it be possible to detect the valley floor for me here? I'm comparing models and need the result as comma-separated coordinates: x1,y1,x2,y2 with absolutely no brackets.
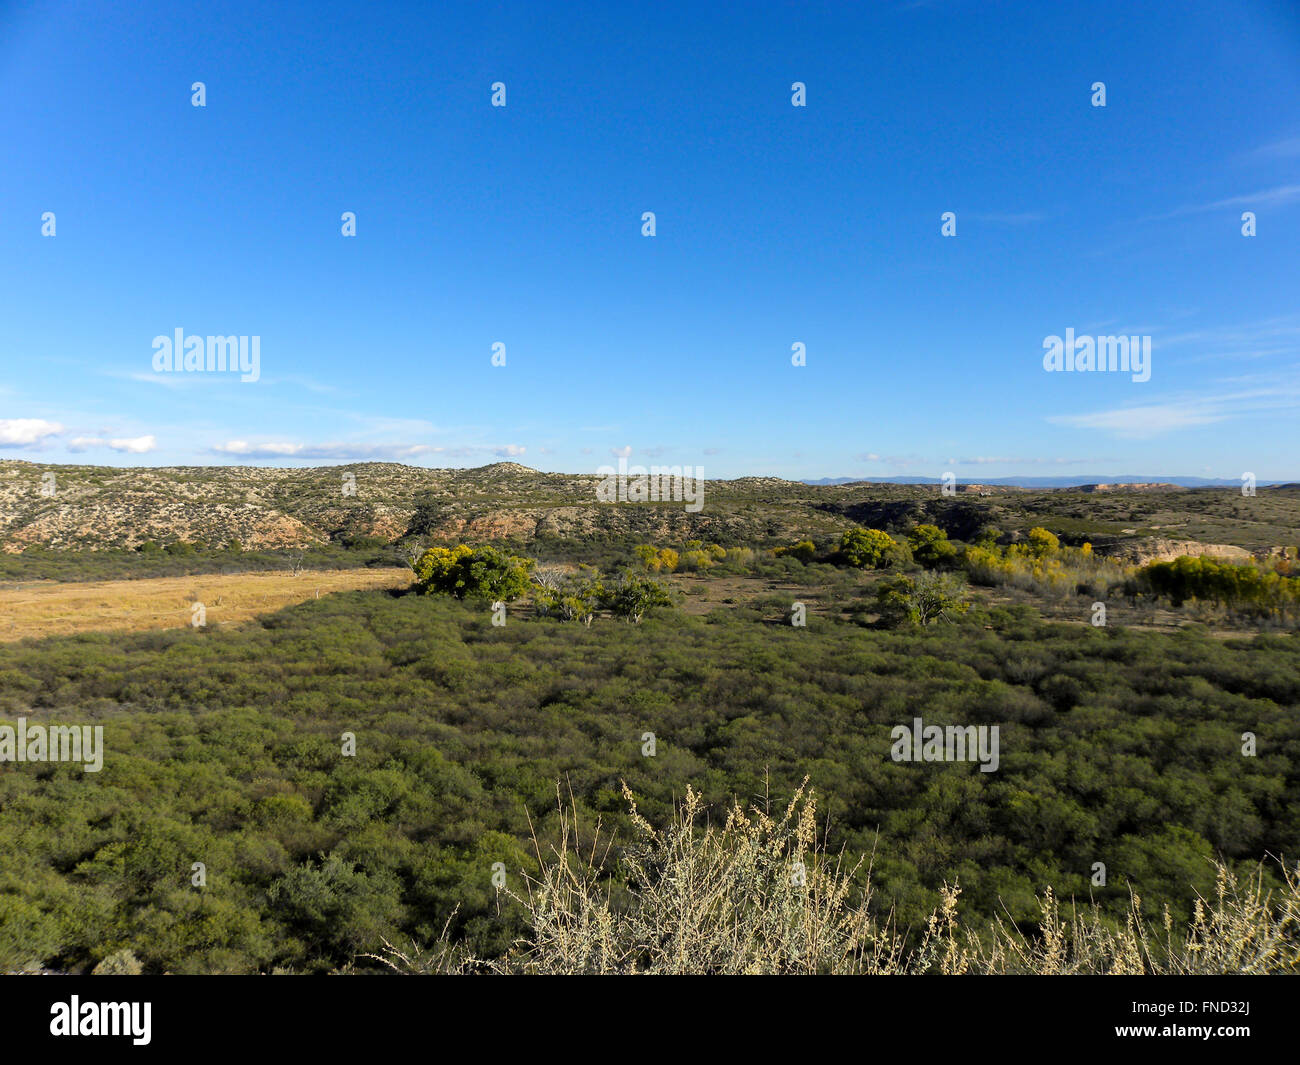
0,567,410,642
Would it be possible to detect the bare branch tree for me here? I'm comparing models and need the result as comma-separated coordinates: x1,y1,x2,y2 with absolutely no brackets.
532,566,565,592
402,540,426,569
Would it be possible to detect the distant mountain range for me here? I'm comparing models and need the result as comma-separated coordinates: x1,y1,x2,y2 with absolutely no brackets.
802,475,1294,489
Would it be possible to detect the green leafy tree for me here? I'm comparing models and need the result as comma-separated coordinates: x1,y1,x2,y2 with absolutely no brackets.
678,544,725,571
411,544,534,601
876,570,970,626
907,524,956,567
1138,555,1300,620
405,492,449,538
605,574,674,623
1026,527,1060,557
634,545,680,573
839,528,898,569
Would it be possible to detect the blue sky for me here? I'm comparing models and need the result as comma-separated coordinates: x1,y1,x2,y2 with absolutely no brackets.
2,0,1299,481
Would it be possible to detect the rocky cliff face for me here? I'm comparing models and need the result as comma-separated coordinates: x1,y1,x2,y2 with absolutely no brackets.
1077,482,1186,493
1097,539,1253,566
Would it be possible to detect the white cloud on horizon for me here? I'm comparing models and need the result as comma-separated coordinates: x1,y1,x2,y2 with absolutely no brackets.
68,435,157,454
0,418,64,446
957,456,1093,465
210,440,526,461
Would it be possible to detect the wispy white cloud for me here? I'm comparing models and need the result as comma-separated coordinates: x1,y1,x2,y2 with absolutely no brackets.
106,369,338,394
114,371,218,389
469,444,527,458
256,374,340,394
1239,136,1300,163
1049,384,1300,439
212,441,309,458
209,440,525,461
1149,184,1300,220
68,434,157,454
966,211,1047,225
855,453,928,468
1050,404,1227,437
1143,316,1300,366
958,456,1092,465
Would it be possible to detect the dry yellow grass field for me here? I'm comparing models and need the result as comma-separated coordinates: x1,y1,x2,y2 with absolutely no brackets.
0,567,411,642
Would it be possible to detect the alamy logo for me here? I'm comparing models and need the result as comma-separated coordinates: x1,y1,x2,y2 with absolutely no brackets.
1042,329,1150,382
50,997,151,1045
152,328,261,382
0,717,103,772
891,717,999,773
596,457,705,513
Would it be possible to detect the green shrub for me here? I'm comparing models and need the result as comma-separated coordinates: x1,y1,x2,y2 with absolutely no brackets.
906,524,956,567
411,544,534,601
774,539,816,563
838,528,901,568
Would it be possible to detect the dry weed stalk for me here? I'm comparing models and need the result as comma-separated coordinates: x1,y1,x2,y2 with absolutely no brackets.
368,788,1300,976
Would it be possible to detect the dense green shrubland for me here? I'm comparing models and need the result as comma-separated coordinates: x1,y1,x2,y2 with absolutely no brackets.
0,542,401,583
1,569,1297,973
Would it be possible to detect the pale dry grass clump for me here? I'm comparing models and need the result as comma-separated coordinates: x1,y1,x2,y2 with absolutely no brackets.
509,782,906,974
372,785,1300,976
0,567,409,641
915,865,1300,975
941,868,1300,972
